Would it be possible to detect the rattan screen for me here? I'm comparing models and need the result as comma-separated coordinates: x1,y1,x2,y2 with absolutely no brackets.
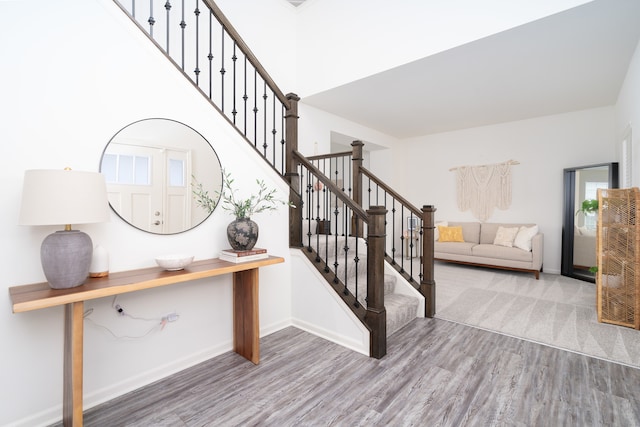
597,187,640,329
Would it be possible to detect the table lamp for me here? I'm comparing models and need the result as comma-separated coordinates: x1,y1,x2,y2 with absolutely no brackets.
19,169,110,289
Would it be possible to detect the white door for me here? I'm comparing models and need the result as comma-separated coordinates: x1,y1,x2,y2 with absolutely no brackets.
164,149,191,233
102,143,191,233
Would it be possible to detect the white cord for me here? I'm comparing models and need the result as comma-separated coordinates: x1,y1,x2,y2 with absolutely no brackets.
112,295,161,322
84,317,162,340
83,299,178,341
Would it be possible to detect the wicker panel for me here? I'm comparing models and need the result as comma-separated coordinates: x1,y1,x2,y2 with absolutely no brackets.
597,187,640,329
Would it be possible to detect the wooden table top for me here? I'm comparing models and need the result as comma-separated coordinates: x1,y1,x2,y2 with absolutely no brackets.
9,256,284,313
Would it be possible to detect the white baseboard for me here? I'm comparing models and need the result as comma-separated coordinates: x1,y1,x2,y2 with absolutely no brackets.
11,340,233,427
292,318,369,356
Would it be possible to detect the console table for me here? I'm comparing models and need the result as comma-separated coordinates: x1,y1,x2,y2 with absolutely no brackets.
9,256,284,427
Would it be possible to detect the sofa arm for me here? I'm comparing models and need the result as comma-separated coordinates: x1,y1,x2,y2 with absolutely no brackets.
531,233,544,270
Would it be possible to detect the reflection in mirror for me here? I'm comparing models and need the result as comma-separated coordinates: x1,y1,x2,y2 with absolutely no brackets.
561,163,618,282
101,118,222,234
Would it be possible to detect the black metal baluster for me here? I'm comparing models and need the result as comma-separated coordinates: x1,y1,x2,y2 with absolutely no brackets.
262,82,268,156
400,206,406,273
391,199,397,264
207,12,213,99
148,0,155,37
315,179,322,262
164,1,171,54
322,164,330,273
193,2,200,83
231,43,237,124
220,27,225,113
348,156,352,200
253,70,258,147
419,218,424,282
342,155,346,194
280,104,285,175
354,219,360,308
333,190,340,285
272,93,276,167
243,57,248,136
179,0,186,70
132,0,136,19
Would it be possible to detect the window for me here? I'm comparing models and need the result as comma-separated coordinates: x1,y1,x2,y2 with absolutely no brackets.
102,153,151,185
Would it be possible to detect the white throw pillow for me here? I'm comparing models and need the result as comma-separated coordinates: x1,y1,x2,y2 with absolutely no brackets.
493,226,519,247
514,225,539,251
434,221,448,241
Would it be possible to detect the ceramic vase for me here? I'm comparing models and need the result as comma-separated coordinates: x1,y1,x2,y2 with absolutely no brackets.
227,217,259,250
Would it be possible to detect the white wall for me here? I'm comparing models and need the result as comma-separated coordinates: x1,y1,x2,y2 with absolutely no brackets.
215,0,298,94
298,103,400,188
294,0,594,97
290,252,369,355
0,1,291,425
391,107,617,274
615,40,640,185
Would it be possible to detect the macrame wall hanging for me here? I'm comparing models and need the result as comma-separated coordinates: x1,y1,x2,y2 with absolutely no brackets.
449,159,519,221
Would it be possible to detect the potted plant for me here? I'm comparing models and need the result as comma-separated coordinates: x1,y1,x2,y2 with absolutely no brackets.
217,170,293,250
576,199,598,216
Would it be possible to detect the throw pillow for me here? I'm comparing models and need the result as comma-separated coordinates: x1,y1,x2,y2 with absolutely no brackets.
434,221,448,240
438,225,464,242
514,225,539,251
493,226,519,247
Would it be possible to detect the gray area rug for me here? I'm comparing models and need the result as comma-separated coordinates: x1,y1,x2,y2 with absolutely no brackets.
434,262,640,369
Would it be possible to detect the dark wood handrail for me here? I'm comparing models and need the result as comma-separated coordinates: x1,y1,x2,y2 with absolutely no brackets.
202,0,291,109
294,150,370,221
360,166,422,217
306,151,352,161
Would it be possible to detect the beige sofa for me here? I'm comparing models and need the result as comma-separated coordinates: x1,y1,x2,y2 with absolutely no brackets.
434,221,544,279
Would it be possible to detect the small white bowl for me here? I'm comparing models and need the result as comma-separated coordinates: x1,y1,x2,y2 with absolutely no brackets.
155,254,194,271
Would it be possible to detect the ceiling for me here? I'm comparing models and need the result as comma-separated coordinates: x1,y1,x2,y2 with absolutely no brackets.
301,0,640,140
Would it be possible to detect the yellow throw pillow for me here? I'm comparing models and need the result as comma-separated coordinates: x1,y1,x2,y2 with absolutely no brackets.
438,225,464,242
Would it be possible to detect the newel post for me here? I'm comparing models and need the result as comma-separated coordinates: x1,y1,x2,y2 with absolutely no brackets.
351,140,364,237
366,205,387,359
285,93,302,247
421,205,436,317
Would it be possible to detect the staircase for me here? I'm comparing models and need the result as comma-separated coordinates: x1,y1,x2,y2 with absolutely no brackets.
112,0,436,358
312,234,420,337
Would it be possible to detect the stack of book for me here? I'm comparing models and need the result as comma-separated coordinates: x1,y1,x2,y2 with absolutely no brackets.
219,248,268,263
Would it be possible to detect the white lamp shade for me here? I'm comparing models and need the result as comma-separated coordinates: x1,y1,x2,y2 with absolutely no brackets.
19,169,110,226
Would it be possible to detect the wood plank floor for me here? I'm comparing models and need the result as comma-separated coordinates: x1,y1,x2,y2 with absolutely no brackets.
53,319,640,426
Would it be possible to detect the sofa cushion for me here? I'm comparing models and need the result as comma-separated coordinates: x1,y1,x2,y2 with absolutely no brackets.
480,223,536,244
438,225,464,242
434,241,476,256
472,243,533,262
448,222,481,244
493,226,519,247
514,225,539,251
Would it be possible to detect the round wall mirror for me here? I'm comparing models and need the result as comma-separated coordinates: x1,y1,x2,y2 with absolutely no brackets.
101,118,222,234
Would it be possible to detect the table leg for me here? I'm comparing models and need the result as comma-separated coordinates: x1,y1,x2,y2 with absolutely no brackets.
233,268,259,364
63,301,84,427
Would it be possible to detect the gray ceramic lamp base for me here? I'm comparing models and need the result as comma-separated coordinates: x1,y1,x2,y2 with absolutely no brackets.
40,230,93,289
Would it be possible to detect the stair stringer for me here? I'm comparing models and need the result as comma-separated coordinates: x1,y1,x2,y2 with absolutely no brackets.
290,249,370,356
